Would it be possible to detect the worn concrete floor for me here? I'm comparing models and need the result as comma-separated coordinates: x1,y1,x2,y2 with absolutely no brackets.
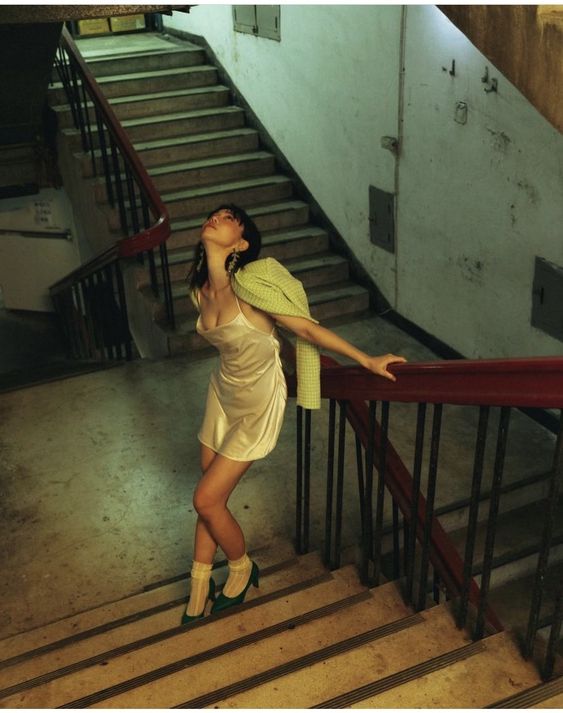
0,310,556,641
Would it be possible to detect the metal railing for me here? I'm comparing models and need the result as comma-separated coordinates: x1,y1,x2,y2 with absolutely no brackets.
288,354,563,680
50,26,173,361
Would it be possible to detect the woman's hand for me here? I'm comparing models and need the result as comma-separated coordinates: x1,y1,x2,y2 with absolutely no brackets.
361,354,407,382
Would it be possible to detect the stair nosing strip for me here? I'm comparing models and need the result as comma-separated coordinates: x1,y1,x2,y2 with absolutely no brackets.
172,612,425,709
51,572,353,709
0,556,297,671
312,639,487,708
487,675,563,708
0,571,334,703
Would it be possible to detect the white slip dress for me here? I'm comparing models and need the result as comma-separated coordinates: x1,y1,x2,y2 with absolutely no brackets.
196,292,288,461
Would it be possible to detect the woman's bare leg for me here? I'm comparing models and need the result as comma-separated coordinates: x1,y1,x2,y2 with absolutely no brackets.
193,452,253,561
193,444,220,564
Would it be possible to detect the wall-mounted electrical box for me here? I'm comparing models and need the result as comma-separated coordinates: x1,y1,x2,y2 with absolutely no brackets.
531,256,563,342
369,185,395,253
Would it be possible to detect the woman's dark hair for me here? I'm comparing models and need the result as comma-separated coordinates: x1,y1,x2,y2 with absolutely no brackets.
186,203,261,292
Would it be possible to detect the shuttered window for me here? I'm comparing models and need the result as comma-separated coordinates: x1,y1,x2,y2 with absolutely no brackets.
233,5,280,41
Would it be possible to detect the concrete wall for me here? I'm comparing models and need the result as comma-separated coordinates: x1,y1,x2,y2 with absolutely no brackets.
165,4,563,359
0,188,81,311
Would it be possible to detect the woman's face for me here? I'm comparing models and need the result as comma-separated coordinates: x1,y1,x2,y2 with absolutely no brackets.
201,208,246,251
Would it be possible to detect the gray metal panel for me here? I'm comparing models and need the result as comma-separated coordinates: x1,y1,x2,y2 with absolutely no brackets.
255,5,281,41
232,5,257,35
531,256,563,342
369,185,395,253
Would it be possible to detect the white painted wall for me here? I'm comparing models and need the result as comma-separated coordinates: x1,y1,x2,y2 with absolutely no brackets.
0,188,81,311
165,5,563,358
165,4,402,300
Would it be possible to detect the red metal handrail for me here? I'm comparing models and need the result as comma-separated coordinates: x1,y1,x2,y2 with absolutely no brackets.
59,26,170,258
318,355,563,409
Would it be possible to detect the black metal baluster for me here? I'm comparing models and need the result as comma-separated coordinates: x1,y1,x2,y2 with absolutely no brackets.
403,517,410,574
95,108,114,205
296,405,304,554
78,278,95,359
542,581,563,680
392,500,401,579
69,60,87,148
361,400,377,585
148,249,159,298
524,410,563,658
457,405,490,629
304,408,312,554
406,402,427,604
109,136,127,235
355,433,365,541
115,260,132,360
79,81,95,172
125,165,140,235
474,406,511,640
159,242,175,329
417,403,443,612
324,399,336,567
103,265,117,359
333,401,347,569
433,569,441,604
373,401,390,585
141,194,151,230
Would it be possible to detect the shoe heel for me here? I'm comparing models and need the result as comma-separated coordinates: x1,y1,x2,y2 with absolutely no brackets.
251,562,260,588
208,577,216,602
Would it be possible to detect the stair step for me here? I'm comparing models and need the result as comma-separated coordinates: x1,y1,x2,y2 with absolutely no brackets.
27,576,413,709
87,46,206,77
52,85,231,127
49,65,219,104
494,675,563,708
160,226,329,276
166,200,310,249
193,604,469,709
64,107,246,148
148,150,276,193
0,538,295,666
0,552,333,707
156,256,354,323
160,175,294,221
340,631,541,709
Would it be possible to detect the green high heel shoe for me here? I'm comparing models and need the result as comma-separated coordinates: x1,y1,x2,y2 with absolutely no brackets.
211,561,259,614
181,577,216,625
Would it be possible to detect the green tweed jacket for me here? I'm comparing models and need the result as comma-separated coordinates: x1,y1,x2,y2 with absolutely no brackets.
233,258,320,409
191,257,321,409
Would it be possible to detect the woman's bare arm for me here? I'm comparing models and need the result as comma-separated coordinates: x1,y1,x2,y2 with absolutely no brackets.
271,313,407,382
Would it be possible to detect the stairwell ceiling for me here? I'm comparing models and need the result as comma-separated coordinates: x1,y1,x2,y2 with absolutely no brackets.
0,6,192,23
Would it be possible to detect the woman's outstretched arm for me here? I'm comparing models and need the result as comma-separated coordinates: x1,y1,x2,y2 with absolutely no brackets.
271,314,407,382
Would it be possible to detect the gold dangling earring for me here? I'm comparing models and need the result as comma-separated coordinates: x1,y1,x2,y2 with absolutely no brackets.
227,249,240,276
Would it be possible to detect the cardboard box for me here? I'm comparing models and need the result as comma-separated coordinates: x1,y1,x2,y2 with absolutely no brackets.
77,18,111,36
109,14,146,33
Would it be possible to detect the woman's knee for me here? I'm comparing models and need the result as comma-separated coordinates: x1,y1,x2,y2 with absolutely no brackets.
193,486,222,518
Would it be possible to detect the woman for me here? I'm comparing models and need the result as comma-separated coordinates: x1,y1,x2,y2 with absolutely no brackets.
182,203,406,624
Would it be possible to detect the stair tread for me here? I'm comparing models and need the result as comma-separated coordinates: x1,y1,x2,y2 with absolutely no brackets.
51,84,229,112
164,226,328,265
51,65,216,93
194,604,470,710
0,562,375,708
133,127,257,151
170,200,309,232
345,631,541,709
161,174,291,202
0,539,296,665
24,577,415,709
86,46,202,64
147,150,274,176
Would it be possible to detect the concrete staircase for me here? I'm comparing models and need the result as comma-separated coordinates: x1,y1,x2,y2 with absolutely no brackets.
1,539,557,708
49,33,370,358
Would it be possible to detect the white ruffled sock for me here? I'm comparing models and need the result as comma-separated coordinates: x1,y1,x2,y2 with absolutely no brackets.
185,560,213,617
222,552,253,598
